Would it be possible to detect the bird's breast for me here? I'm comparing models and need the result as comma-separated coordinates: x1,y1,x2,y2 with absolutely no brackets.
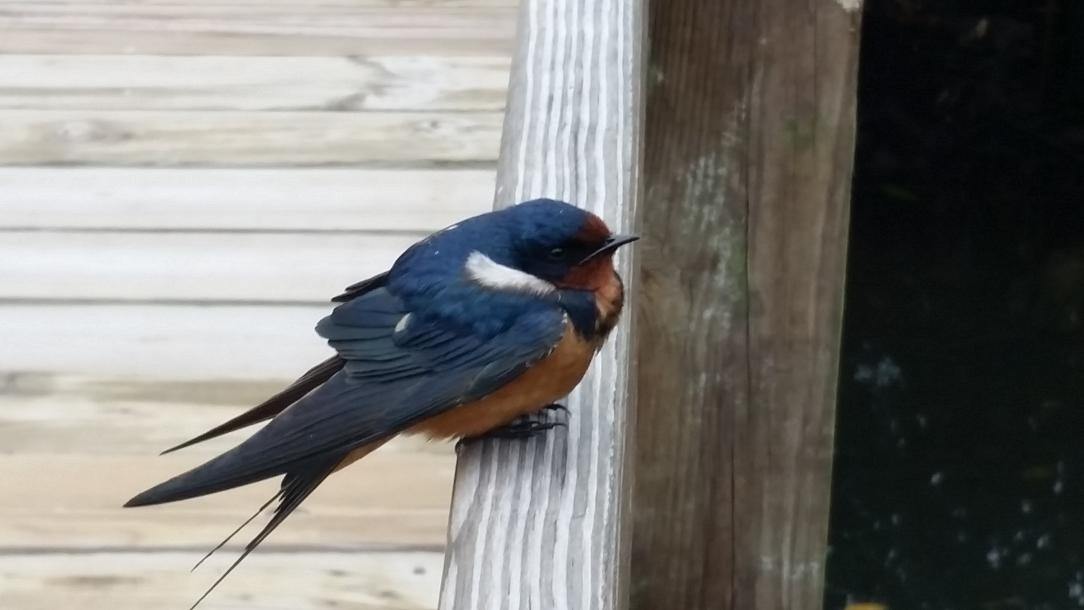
593,270,625,339
408,323,595,439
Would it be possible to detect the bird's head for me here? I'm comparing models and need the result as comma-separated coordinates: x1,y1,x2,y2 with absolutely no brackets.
387,199,636,336
451,198,637,294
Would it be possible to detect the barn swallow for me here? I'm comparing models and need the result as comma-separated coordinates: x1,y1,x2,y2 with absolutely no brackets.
124,198,637,608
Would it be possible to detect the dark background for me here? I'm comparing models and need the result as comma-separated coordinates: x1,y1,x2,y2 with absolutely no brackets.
825,1,1084,608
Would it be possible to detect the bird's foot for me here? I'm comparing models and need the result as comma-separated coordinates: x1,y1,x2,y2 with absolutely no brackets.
456,404,569,451
491,403,569,439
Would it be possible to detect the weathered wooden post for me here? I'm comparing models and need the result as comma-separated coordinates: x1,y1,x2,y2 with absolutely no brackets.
632,1,861,610
438,0,644,609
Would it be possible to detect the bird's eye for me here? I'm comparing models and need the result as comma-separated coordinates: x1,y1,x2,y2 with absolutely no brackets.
548,247,567,261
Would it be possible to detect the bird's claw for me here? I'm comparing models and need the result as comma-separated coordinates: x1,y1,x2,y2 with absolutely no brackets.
456,404,569,451
487,419,565,440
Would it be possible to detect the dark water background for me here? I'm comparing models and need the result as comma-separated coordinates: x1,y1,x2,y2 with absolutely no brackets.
824,1,1084,608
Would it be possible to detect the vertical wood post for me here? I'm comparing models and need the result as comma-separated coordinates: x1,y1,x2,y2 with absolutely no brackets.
438,1,644,609
632,1,861,610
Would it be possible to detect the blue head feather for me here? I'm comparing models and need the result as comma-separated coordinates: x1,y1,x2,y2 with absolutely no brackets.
385,199,604,336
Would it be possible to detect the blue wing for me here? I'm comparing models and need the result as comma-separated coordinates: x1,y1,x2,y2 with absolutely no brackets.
126,285,566,506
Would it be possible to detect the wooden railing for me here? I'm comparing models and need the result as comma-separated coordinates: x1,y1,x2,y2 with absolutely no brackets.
438,1,644,609
440,1,862,609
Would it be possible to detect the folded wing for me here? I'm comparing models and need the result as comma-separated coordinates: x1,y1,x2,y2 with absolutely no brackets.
125,285,565,507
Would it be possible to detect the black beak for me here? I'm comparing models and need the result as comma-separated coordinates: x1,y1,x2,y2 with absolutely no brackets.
583,233,639,262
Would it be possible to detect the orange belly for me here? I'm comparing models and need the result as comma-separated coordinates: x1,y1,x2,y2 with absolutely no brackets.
407,324,596,439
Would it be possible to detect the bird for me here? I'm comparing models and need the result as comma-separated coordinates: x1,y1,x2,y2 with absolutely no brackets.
124,198,638,608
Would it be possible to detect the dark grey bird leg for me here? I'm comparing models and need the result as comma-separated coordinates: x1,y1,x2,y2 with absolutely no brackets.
457,403,569,451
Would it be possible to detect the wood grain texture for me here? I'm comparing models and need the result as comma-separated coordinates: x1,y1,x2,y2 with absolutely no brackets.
0,231,415,302
0,355,455,555
11,0,513,4
0,380,452,458
0,453,452,549
0,2,516,56
0,304,333,380
439,0,644,609
0,110,502,166
0,3,511,607
0,55,508,112
0,551,443,610
631,1,860,610
0,168,493,231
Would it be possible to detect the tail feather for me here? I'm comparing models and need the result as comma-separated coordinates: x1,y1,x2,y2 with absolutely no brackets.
162,356,343,455
187,456,341,610
124,446,284,507
125,372,382,508
190,491,280,572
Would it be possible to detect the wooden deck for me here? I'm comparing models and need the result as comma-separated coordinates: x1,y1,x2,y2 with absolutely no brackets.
0,2,513,608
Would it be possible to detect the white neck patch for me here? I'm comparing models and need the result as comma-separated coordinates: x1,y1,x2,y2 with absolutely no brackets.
465,251,555,296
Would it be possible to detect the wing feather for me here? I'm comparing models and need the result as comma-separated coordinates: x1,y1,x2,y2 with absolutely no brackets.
125,286,565,507
125,267,566,609
161,356,343,454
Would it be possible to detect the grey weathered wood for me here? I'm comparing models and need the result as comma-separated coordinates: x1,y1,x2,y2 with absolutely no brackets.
0,2,517,56
0,168,493,231
0,551,444,610
0,2,505,608
0,231,414,302
438,0,644,608
0,55,509,112
631,1,861,610
0,304,330,380
0,110,502,166
0,452,453,550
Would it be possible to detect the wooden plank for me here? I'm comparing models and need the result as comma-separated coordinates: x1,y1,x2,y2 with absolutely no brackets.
0,304,334,380
0,55,509,112
0,379,455,457
0,330,458,552
12,0,513,5
438,0,644,609
0,110,502,166
0,231,416,302
0,168,494,231
0,3,515,56
5,0,513,5
631,1,860,610
0,452,452,549
0,32,509,58
0,551,443,610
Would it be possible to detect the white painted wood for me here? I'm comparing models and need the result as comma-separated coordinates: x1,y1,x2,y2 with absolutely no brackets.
0,2,516,56
0,55,509,111
0,304,333,380
0,168,493,231
0,231,415,302
439,0,644,609
0,110,502,166
0,551,443,610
